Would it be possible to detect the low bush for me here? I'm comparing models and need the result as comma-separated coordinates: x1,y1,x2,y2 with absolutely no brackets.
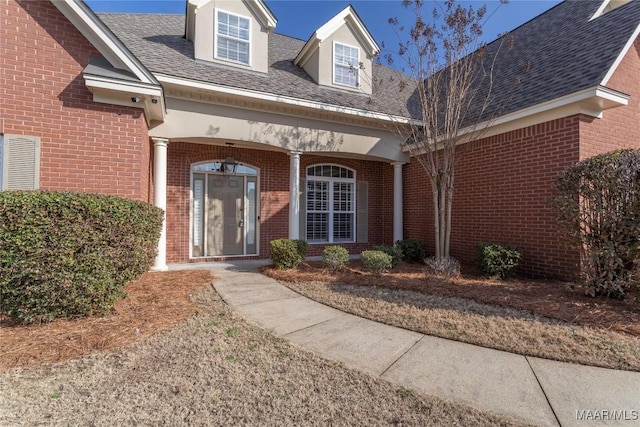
322,246,349,272
476,243,523,279
294,239,309,260
0,191,163,323
361,250,393,276
371,244,403,267
424,256,461,279
270,239,303,269
396,239,426,263
552,149,640,299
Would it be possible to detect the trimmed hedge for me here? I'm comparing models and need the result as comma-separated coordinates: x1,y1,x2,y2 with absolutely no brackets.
0,191,163,323
371,244,403,268
396,239,426,263
476,243,523,279
270,239,306,269
361,250,393,276
322,245,349,271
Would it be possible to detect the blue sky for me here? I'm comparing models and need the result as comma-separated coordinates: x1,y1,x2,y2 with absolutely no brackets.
86,0,562,58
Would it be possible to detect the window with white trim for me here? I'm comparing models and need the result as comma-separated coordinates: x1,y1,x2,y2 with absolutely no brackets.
333,42,359,88
306,165,355,242
215,9,250,65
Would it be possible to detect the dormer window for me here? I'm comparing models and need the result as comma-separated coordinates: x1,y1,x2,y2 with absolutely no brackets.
215,9,251,65
333,42,359,87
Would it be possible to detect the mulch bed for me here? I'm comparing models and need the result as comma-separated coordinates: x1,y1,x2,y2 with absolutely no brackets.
0,270,214,373
263,261,640,336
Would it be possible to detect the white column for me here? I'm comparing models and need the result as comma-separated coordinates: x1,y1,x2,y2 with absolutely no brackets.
392,162,404,243
288,151,302,239
152,137,169,271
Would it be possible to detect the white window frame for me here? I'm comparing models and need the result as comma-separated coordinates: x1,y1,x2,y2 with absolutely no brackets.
214,8,252,66
306,164,356,243
333,41,360,88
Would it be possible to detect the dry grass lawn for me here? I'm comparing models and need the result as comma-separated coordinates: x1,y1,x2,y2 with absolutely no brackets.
264,261,640,372
0,270,525,426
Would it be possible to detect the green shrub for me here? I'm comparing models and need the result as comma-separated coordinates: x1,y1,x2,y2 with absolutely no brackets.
476,243,523,279
322,246,349,271
396,239,426,263
270,239,303,269
371,244,403,267
0,191,163,323
294,239,308,260
552,149,640,299
361,250,393,276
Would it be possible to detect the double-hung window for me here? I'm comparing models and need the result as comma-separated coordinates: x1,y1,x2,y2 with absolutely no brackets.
333,42,359,88
215,10,250,65
306,165,355,243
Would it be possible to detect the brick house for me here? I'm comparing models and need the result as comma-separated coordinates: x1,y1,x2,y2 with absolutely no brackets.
1,0,638,279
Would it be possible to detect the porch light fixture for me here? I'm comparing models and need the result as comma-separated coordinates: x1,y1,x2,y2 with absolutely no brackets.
131,97,140,103
222,155,238,174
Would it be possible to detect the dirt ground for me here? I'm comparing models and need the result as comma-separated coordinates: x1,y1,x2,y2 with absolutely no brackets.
0,271,524,426
0,270,212,373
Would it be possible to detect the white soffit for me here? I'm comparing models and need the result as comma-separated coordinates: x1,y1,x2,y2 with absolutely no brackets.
460,85,629,141
51,0,157,85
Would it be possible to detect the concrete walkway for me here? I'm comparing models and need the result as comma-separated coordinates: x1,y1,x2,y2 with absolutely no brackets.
171,261,640,427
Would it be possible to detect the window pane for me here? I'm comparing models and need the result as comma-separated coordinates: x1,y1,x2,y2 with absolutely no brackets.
217,10,250,64
307,213,328,241
217,11,249,41
307,180,328,211
333,182,353,212
217,38,249,64
334,43,359,87
333,213,353,241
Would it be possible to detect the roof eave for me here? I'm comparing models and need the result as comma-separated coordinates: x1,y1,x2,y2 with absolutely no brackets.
600,22,640,85
155,74,417,126
83,73,166,125
51,0,158,85
461,85,630,143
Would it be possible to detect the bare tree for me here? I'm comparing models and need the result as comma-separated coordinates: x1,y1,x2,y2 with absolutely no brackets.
387,0,511,265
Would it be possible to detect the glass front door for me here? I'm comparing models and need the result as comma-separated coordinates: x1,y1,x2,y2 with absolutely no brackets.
191,162,258,257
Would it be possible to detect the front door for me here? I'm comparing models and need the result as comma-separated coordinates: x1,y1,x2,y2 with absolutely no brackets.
191,162,259,257
208,175,244,256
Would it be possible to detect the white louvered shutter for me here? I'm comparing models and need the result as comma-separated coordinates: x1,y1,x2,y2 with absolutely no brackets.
3,134,40,190
356,181,368,243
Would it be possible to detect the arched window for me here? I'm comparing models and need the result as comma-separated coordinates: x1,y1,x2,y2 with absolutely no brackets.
305,165,355,243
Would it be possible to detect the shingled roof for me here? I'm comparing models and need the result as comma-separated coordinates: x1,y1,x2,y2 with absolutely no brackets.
97,13,420,120
96,0,640,124
473,0,640,120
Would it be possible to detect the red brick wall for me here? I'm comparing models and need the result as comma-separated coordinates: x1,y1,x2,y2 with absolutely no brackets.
0,0,151,201
404,117,582,279
580,37,640,157
403,39,640,280
165,142,394,262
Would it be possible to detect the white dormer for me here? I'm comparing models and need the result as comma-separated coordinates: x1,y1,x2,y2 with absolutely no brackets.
294,6,380,94
186,0,277,73
590,0,632,20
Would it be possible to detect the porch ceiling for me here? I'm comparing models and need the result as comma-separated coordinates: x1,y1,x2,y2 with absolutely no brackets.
150,97,410,163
